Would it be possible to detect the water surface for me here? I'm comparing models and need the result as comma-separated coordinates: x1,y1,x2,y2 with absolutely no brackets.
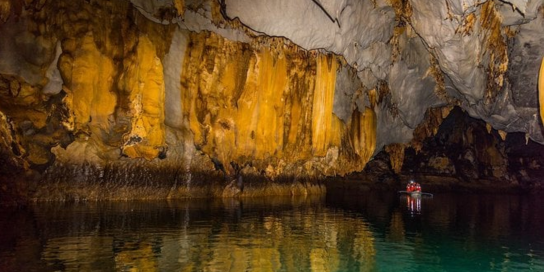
0,192,542,271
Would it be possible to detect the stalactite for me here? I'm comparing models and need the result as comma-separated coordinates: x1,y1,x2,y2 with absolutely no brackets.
62,33,116,138
349,107,377,165
173,0,185,17
480,0,508,103
367,88,378,109
119,35,166,160
498,130,507,141
389,0,413,63
411,106,452,153
311,54,337,156
253,47,288,158
385,143,405,174
179,31,357,174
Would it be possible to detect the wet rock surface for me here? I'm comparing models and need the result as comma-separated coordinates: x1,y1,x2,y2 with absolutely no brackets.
18,162,326,203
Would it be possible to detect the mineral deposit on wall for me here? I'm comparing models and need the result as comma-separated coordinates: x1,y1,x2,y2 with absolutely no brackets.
0,0,543,197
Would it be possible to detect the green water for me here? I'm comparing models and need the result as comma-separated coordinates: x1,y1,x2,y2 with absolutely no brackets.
0,192,542,271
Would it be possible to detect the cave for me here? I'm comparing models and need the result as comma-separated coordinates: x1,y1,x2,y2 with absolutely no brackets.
1,0,543,202
0,0,544,270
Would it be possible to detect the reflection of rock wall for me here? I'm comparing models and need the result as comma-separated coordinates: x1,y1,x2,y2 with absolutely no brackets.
0,198,375,271
3,193,541,271
35,198,376,271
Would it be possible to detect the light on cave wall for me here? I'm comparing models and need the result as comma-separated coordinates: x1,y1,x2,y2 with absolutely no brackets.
120,35,166,160
63,33,116,143
311,54,338,156
0,0,382,177
180,32,377,174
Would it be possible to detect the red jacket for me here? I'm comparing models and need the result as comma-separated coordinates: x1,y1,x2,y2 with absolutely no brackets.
407,183,422,192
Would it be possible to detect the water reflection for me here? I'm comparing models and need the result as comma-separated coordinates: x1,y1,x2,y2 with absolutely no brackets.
404,195,422,215
329,191,544,271
0,196,376,271
0,193,543,271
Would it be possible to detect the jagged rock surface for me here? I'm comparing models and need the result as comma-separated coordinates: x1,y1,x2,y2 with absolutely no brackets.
0,0,543,201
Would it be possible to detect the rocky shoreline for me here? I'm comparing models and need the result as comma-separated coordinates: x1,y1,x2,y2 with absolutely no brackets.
325,174,541,196
2,171,538,206
1,169,326,205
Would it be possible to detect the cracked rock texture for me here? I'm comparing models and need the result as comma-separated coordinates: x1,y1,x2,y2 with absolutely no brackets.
0,0,543,201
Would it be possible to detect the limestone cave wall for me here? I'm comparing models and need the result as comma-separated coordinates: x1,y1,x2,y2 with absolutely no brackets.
0,0,543,201
0,0,377,202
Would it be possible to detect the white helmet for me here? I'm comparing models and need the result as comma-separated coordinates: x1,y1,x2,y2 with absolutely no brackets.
410,180,414,184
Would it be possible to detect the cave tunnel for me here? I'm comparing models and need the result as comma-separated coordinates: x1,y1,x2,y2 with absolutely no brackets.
1,0,544,270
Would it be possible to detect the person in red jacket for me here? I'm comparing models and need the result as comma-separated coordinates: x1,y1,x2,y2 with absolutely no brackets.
406,180,414,192
406,180,422,192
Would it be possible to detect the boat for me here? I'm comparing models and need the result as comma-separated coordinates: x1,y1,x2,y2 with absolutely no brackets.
398,190,433,197
400,180,433,197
